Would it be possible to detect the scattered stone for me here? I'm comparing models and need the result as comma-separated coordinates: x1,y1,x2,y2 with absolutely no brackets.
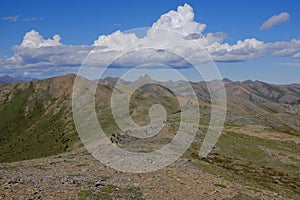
8,179,19,184
0,147,293,200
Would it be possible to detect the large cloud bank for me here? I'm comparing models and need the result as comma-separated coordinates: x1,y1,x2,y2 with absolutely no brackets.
1,4,299,77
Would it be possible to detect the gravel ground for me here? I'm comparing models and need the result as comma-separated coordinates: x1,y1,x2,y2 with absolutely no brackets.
0,148,287,200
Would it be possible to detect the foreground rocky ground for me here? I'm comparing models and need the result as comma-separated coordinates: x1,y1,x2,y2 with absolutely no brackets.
0,147,289,200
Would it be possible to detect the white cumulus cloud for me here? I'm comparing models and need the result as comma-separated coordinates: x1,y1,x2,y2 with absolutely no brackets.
260,12,290,30
272,48,298,57
0,4,299,78
151,3,206,36
20,30,62,48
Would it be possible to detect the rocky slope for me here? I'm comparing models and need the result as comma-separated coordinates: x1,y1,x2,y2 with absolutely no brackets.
0,148,290,200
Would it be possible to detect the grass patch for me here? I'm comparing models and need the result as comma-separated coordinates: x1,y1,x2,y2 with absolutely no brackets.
186,131,300,199
1,164,24,170
0,86,78,163
33,164,47,170
100,175,110,181
75,163,89,167
214,183,227,188
137,149,154,153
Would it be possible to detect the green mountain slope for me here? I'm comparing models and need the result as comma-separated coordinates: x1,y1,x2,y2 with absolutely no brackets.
0,75,78,162
0,75,299,163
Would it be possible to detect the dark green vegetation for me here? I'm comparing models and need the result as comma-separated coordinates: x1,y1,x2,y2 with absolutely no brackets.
0,75,182,163
78,184,143,200
185,131,300,199
0,77,78,162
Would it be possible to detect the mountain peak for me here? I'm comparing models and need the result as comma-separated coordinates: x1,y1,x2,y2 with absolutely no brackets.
222,78,232,83
134,74,153,84
139,74,152,80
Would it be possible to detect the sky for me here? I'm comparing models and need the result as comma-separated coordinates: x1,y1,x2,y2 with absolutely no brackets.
0,0,300,83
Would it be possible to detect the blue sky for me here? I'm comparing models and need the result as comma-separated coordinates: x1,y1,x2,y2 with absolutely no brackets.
0,0,300,83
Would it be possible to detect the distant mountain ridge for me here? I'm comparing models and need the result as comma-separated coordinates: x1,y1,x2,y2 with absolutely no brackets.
0,75,38,85
0,74,299,162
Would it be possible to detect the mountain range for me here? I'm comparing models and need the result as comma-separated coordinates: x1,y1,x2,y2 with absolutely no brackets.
0,75,38,85
0,74,299,163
